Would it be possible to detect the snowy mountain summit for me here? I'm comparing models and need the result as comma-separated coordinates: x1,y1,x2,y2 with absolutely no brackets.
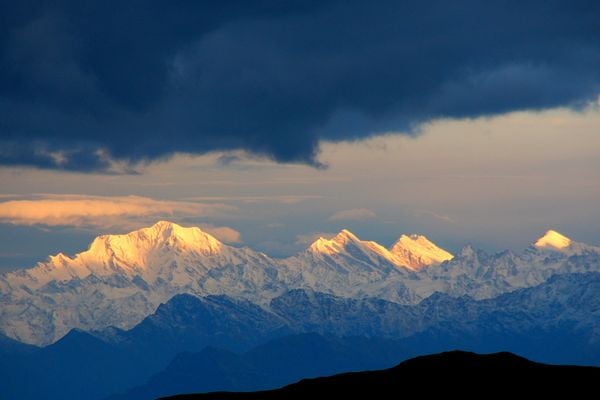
391,234,453,270
0,221,282,345
307,229,452,271
534,229,599,255
0,221,598,346
30,221,225,286
535,230,572,251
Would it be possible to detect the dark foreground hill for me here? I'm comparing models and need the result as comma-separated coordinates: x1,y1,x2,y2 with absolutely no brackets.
163,351,599,399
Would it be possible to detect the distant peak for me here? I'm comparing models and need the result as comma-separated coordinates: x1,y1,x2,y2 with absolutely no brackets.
85,221,223,265
534,230,571,251
140,221,222,249
146,220,196,236
391,233,453,270
151,220,179,230
308,229,361,255
459,244,476,258
397,234,434,246
332,229,360,243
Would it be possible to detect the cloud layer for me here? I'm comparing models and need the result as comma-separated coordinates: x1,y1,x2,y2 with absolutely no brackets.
0,195,237,231
1,1,599,171
198,224,241,244
329,208,376,221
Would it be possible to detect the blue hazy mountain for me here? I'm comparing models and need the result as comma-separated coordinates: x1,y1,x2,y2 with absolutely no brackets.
401,272,600,366
110,333,415,400
271,272,600,366
100,294,290,370
0,272,597,400
0,332,36,354
0,295,289,400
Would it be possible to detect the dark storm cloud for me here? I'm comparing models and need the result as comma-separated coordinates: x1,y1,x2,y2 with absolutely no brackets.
1,0,599,171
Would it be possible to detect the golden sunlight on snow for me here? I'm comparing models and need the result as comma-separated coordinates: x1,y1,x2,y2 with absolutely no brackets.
391,234,454,270
534,229,572,251
308,228,453,271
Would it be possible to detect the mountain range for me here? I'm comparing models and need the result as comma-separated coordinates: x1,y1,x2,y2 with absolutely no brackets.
0,221,598,399
0,271,597,400
1,221,599,345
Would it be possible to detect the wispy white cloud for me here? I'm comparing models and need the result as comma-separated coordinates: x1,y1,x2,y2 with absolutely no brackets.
184,195,322,204
198,224,241,243
414,210,456,224
0,194,237,231
329,208,376,221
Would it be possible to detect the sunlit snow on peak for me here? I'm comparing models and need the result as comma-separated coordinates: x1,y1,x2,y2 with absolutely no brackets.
307,229,452,271
390,234,454,270
309,229,360,255
534,230,572,251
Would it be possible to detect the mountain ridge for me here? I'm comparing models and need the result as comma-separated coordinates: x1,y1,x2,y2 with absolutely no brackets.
1,221,598,345
1,272,598,400
534,229,599,255
160,350,599,399
390,234,453,270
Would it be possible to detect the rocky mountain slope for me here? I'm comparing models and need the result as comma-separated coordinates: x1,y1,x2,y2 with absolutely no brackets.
0,221,598,345
1,272,598,400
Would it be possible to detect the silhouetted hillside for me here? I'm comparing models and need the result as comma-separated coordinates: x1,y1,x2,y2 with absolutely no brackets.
164,351,599,399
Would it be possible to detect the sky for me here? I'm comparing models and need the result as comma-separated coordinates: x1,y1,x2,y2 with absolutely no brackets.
0,1,599,271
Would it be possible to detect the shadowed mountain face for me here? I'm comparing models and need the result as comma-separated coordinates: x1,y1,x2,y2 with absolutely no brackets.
162,351,600,400
0,272,598,400
112,273,599,400
0,332,36,354
108,333,416,400
0,294,290,400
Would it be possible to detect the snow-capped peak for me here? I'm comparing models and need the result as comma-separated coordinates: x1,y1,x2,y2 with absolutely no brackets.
531,229,600,255
390,234,453,270
458,244,477,258
33,221,225,282
534,230,572,252
331,229,361,244
309,229,361,254
307,229,437,271
3,220,600,346
142,220,222,253
88,220,223,260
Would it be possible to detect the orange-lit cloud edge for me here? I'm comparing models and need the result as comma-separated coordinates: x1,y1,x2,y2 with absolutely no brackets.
0,194,242,243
